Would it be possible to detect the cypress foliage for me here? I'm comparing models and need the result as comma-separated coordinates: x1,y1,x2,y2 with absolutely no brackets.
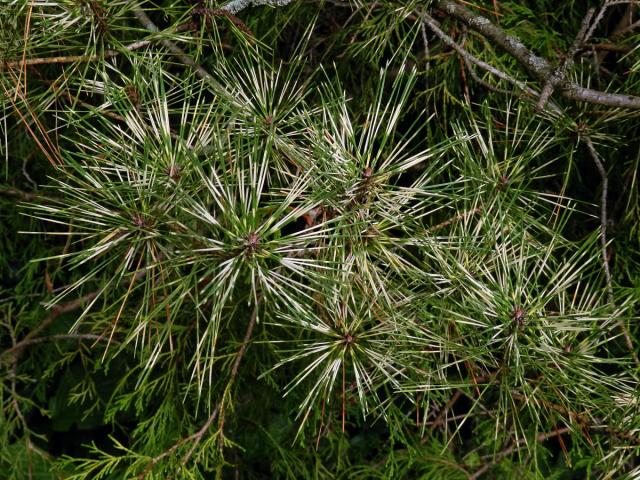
1,1,639,478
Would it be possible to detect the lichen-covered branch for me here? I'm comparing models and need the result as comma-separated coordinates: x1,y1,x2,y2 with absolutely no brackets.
222,0,293,14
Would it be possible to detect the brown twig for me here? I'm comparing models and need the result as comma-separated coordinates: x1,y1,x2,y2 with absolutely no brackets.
614,18,640,38
137,301,260,478
0,186,58,203
429,389,463,432
1,71,63,168
1,290,100,362
2,334,114,357
584,42,634,53
510,391,640,446
428,206,482,233
469,427,571,479
190,7,254,37
135,401,221,479
419,370,498,443
2,262,149,364
49,79,126,122
190,301,260,462
592,2,639,69
584,137,613,305
5,321,27,430
2,40,151,69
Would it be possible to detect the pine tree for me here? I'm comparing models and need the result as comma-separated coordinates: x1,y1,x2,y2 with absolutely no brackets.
1,1,640,478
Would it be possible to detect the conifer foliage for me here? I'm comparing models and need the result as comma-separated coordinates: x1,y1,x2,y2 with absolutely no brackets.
1,1,640,478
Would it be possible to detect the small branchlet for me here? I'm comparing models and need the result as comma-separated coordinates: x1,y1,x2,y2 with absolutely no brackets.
244,232,260,257
512,306,526,329
85,0,109,38
353,166,375,205
132,213,152,229
124,84,140,110
190,7,254,37
165,164,182,181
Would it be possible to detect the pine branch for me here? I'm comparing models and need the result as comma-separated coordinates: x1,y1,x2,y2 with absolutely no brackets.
3,2,640,476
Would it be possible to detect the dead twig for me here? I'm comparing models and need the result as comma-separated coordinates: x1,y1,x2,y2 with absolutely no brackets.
190,7,254,37
1,290,100,362
429,390,463,432
2,334,115,357
510,390,640,446
428,207,482,233
0,186,59,203
582,135,639,367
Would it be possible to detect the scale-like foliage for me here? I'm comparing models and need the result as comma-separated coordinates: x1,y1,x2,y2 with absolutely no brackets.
1,1,639,479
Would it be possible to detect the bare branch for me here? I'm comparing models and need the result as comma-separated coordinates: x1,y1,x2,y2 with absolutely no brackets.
1,290,100,362
536,8,594,111
429,390,463,432
190,8,254,37
420,19,431,74
427,207,483,233
2,334,114,356
0,186,56,203
418,11,557,111
584,137,614,305
435,0,640,109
